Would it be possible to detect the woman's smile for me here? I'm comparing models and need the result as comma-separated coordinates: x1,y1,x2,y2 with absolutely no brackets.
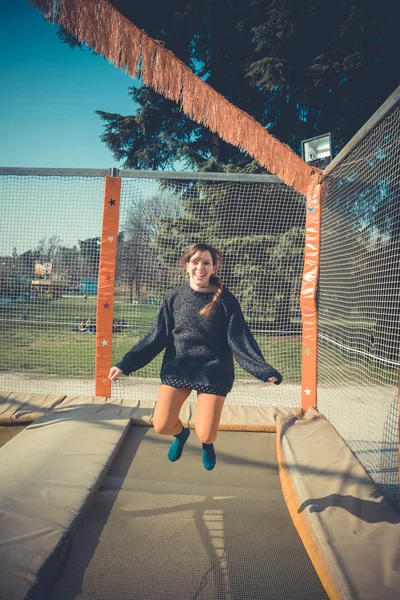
186,250,216,291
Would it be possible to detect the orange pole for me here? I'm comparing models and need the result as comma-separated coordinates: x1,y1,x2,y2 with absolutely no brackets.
95,175,121,397
300,181,322,410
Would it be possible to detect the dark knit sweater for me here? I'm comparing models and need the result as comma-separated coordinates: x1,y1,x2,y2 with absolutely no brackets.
116,283,282,396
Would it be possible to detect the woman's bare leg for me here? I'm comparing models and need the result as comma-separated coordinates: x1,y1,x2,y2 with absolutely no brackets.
153,385,191,436
194,393,226,444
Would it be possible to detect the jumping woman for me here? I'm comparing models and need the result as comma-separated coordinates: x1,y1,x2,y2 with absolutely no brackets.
108,243,282,471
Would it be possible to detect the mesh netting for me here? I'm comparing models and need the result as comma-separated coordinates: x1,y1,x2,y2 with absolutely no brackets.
318,104,400,507
0,171,305,407
111,174,306,407
0,174,105,397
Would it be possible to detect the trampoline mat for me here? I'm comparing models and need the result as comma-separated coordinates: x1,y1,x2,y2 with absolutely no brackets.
48,427,328,600
0,425,27,448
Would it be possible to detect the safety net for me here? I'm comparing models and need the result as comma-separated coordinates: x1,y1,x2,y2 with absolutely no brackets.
112,172,305,407
0,170,305,408
318,102,400,507
0,171,106,397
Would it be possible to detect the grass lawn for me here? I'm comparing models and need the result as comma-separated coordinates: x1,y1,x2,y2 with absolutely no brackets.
0,295,302,381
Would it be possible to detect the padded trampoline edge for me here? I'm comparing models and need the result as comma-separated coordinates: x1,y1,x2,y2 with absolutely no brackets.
0,404,132,600
28,418,132,600
276,411,400,600
276,413,350,600
0,391,67,424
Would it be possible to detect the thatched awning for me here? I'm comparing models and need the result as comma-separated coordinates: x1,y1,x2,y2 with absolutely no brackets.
29,0,321,195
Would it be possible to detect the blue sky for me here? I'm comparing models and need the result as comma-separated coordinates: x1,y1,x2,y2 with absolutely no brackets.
0,0,139,169
0,0,188,255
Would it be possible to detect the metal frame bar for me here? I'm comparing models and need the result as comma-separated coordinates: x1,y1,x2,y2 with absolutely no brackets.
119,170,283,183
0,167,284,184
0,168,111,177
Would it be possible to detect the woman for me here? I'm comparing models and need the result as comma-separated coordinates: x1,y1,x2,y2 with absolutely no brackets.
109,243,282,470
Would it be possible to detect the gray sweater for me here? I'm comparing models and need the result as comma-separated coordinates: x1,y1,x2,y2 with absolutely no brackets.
116,283,282,396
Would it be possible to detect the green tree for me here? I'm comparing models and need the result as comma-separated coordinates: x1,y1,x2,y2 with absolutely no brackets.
78,237,101,278
247,0,399,151
149,180,305,328
19,249,41,279
87,0,399,171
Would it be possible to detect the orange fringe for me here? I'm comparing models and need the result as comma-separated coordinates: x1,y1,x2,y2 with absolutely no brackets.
28,0,321,196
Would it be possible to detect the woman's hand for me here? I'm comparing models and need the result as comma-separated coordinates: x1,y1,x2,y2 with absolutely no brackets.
267,376,278,384
108,366,123,382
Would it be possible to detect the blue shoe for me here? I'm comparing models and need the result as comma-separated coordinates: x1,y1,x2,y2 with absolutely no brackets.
168,427,190,462
202,443,216,470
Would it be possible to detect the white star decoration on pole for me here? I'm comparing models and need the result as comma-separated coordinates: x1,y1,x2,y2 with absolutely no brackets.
304,388,312,396
101,339,108,347
107,236,114,243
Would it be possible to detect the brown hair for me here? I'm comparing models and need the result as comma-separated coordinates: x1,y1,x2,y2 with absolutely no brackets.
181,243,223,317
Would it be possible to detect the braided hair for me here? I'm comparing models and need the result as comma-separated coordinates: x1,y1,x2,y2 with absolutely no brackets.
180,243,223,317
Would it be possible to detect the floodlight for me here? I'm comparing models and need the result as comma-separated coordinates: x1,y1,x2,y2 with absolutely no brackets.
301,133,332,169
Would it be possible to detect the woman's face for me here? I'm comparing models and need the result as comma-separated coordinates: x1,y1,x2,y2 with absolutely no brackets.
186,250,216,290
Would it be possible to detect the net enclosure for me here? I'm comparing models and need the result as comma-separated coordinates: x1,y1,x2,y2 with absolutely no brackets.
1,89,400,518
1,1,400,596
318,90,400,507
114,171,306,408
0,170,106,397
0,170,305,408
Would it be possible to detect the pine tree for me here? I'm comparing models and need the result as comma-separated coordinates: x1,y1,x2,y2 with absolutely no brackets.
247,0,399,152
145,179,306,329
88,0,399,170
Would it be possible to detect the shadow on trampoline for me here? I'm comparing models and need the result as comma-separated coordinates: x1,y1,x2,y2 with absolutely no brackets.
298,493,400,523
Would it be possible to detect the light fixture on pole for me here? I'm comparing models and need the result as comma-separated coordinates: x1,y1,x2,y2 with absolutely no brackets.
301,133,333,169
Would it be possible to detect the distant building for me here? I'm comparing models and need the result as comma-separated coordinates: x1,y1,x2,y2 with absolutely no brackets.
80,278,98,295
35,260,53,278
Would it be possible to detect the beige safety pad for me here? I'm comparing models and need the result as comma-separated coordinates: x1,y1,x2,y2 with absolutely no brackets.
0,403,131,600
277,410,400,600
217,404,302,431
0,425,26,448
48,394,157,424
51,395,301,431
0,391,66,424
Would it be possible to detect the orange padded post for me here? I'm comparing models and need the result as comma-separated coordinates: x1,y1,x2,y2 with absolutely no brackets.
95,175,121,397
300,180,322,410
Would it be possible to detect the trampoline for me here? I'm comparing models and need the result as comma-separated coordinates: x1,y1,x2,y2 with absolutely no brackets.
1,392,399,600
47,427,327,600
